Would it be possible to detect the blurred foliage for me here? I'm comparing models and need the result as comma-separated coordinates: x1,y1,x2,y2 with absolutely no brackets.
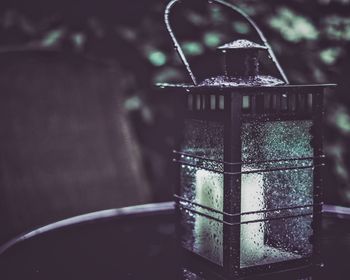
0,0,350,204
268,7,319,42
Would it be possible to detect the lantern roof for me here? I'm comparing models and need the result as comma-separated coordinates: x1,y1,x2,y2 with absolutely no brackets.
199,75,284,87
156,82,336,90
217,39,267,51
160,0,336,91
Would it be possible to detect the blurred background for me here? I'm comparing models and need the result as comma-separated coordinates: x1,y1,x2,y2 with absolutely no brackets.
0,0,349,244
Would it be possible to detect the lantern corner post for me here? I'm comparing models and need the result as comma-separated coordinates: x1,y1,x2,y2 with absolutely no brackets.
311,88,325,271
223,91,243,277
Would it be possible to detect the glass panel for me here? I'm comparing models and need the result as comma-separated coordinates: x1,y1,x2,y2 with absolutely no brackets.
210,95,216,110
219,95,225,110
196,95,201,110
182,119,224,161
264,94,271,112
188,94,193,110
180,206,223,266
180,119,224,265
240,120,313,268
180,165,223,205
307,94,313,111
281,93,288,111
242,120,313,161
240,215,313,268
289,94,297,112
180,166,224,265
242,95,250,110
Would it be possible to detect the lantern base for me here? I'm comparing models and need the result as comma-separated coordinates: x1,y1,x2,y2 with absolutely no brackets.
180,247,320,279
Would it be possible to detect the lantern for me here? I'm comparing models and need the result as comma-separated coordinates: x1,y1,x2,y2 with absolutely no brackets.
157,0,336,278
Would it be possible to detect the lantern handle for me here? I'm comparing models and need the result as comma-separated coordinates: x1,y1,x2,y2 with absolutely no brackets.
165,0,289,85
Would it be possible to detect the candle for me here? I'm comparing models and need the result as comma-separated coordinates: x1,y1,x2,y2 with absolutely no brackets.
192,169,266,267
240,169,302,267
191,167,300,268
240,171,265,267
194,169,224,265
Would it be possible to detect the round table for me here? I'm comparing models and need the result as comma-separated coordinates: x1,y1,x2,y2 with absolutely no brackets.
0,202,349,280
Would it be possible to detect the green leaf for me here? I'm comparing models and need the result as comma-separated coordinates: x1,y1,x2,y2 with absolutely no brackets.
328,106,350,135
232,21,251,34
203,32,222,47
71,32,86,50
269,7,318,42
124,96,142,111
320,47,341,65
148,50,167,66
153,67,183,83
336,111,350,134
323,16,350,41
185,11,206,27
182,41,204,56
41,29,64,47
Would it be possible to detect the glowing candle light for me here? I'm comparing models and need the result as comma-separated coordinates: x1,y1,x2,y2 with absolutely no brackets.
160,0,332,276
240,171,265,267
194,169,223,265
240,172,301,268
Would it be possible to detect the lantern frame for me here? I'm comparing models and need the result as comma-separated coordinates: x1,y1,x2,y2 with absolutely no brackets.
163,84,334,278
158,0,337,278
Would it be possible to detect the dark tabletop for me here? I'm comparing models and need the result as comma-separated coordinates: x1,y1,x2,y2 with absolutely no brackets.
0,202,349,280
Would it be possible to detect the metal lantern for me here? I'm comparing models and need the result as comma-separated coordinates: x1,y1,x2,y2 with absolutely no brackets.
157,0,336,278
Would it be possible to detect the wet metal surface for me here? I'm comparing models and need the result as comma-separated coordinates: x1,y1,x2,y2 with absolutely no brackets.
0,202,349,279
198,75,284,87
164,0,289,85
156,83,336,90
217,40,267,50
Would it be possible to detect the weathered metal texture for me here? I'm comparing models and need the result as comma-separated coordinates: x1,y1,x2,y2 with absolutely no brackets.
218,39,265,79
165,86,329,277
311,90,325,269
161,0,337,278
164,0,289,85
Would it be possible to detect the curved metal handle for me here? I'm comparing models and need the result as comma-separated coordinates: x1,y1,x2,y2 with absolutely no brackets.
165,0,289,85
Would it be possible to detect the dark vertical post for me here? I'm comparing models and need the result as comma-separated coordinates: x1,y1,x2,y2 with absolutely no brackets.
223,92,242,277
173,89,188,199
311,90,324,271
174,89,189,274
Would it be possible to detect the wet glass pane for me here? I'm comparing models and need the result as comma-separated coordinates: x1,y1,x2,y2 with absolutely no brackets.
180,119,224,265
180,166,224,265
180,165,224,209
182,119,224,161
179,155,224,204
240,120,313,268
180,205,223,266
242,120,313,161
240,216,313,268
242,95,250,110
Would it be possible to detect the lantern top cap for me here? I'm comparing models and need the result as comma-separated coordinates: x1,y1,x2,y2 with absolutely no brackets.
217,39,267,51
